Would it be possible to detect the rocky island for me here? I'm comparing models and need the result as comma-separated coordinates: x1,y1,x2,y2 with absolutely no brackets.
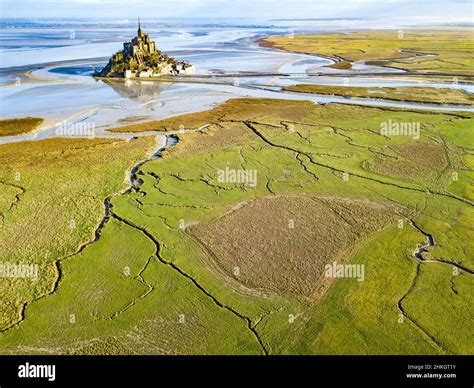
94,19,195,78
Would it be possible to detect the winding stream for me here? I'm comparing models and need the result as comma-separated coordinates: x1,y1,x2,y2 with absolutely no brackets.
395,218,474,353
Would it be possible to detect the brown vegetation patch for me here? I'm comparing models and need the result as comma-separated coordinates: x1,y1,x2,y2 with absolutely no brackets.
390,142,448,169
284,84,474,105
160,98,317,158
364,141,449,184
108,98,315,133
164,121,253,158
328,60,352,70
0,117,44,136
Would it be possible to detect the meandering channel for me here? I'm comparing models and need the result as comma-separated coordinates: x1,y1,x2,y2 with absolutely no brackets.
396,218,474,353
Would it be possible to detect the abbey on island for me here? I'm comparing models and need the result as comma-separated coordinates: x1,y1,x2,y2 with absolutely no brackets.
95,19,195,79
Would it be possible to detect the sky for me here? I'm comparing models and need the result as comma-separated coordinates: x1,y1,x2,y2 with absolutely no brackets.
0,0,473,23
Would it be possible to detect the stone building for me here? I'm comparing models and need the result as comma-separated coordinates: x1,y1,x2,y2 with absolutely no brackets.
95,19,195,78
123,19,157,67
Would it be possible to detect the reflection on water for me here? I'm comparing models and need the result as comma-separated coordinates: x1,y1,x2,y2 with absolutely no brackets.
101,78,173,100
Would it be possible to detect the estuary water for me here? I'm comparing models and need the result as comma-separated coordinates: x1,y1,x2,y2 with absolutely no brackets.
0,18,472,144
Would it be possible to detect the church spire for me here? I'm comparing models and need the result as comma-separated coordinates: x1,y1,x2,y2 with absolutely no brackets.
137,17,142,36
